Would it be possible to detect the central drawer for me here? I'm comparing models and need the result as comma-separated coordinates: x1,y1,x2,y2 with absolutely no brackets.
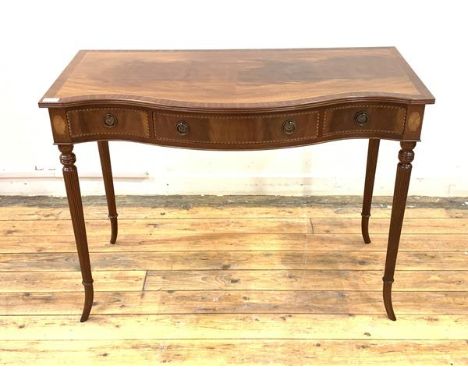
153,111,320,148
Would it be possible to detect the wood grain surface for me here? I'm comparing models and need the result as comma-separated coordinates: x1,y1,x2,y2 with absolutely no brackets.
39,48,434,110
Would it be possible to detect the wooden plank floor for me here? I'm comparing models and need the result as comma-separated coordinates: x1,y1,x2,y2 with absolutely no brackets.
0,195,467,365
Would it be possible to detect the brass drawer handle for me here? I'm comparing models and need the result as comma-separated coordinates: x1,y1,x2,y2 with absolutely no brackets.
104,113,117,128
354,111,369,126
282,120,296,135
176,121,190,135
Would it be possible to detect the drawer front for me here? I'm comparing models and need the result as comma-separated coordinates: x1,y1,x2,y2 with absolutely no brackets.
66,108,150,139
153,111,320,147
323,104,406,137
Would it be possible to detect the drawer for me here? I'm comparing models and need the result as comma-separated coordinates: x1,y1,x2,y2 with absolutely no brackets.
153,111,320,148
66,108,150,139
323,104,406,137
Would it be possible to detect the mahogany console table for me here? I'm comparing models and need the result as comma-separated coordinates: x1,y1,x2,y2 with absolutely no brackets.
39,48,434,322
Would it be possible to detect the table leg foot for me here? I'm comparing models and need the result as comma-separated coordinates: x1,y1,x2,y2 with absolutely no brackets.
361,215,371,244
383,278,396,321
109,215,118,245
361,139,380,244
80,281,94,322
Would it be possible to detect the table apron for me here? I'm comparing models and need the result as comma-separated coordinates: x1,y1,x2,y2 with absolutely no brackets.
48,102,425,148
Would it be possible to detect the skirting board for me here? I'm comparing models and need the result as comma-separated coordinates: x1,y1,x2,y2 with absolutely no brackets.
0,175,466,197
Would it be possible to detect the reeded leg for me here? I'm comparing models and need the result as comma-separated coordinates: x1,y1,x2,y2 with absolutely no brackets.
98,141,118,244
59,145,94,322
361,139,380,244
383,141,416,321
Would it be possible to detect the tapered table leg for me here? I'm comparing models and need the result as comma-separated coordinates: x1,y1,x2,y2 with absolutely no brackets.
383,141,416,321
98,141,118,244
361,139,380,244
59,145,94,322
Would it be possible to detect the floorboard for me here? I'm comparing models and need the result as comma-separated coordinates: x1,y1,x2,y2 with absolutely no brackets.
0,195,467,365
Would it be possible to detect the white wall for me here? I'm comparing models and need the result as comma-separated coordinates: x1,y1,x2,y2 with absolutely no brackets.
0,0,467,197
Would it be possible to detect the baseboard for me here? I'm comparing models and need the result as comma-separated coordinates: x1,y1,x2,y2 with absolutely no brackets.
0,174,466,197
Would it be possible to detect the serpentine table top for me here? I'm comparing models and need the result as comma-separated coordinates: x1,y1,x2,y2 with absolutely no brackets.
40,47,433,109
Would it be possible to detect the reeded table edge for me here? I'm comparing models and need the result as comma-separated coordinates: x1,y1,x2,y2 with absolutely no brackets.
38,48,435,111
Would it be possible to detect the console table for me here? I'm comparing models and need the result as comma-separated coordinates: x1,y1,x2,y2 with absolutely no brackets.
39,48,435,322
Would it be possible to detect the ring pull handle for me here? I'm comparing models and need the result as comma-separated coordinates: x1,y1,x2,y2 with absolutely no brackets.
354,111,369,126
103,113,117,128
282,120,296,135
176,121,190,135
